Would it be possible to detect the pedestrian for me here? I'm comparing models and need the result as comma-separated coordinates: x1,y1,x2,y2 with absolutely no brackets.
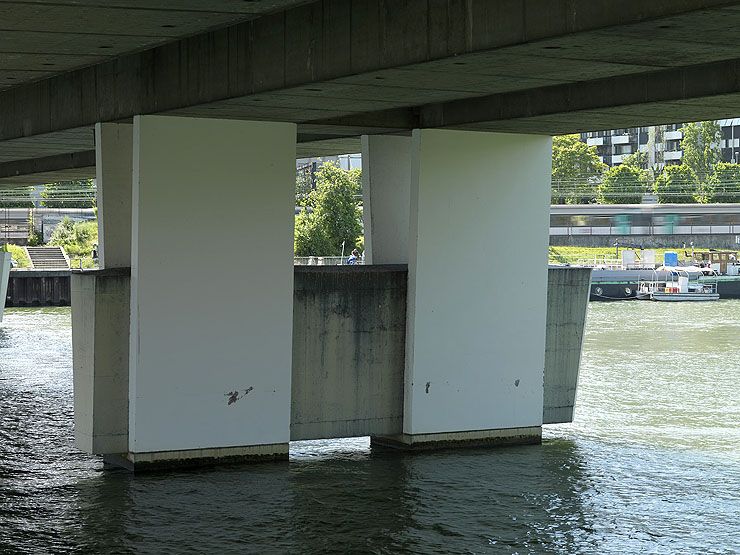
347,248,360,265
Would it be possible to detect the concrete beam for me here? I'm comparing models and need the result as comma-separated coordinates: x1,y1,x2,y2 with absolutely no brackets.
1,0,738,145
420,58,740,134
0,150,95,185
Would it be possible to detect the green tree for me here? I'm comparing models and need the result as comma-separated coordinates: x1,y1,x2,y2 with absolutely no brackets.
621,150,649,170
551,135,605,204
294,162,362,256
707,162,740,203
653,165,699,203
295,164,314,205
48,217,98,257
41,179,95,208
597,164,647,204
680,121,721,182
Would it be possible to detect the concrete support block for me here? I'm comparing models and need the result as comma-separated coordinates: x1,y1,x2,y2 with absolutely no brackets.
361,135,412,265
128,116,296,464
0,252,10,321
71,269,130,455
96,123,133,269
291,266,407,441
543,267,592,424
400,129,553,445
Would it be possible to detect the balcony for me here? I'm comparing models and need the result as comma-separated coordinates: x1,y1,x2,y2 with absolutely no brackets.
611,135,630,145
665,130,683,141
586,137,604,146
664,150,682,161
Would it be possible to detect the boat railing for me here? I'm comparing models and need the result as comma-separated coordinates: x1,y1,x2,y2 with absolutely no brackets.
698,269,720,294
576,257,656,270
638,267,719,297
575,257,623,269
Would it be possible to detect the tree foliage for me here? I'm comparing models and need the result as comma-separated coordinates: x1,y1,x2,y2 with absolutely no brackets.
48,217,98,257
597,164,647,204
294,162,362,256
41,179,95,208
653,165,700,203
680,121,722,181
621,150,649,171
551,134,606,204
708,162,740,203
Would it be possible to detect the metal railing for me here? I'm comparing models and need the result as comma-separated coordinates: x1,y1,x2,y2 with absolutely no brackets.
294,256,365,266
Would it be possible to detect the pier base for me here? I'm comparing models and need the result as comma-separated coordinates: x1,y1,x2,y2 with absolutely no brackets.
371,427,542,451
103,443,289,472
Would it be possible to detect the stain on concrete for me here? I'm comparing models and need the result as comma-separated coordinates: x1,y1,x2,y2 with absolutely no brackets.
425,381,431,394
225,386,254,406
514,379,520,387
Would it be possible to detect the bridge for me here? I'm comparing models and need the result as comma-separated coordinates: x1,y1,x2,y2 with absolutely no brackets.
2,1,738,469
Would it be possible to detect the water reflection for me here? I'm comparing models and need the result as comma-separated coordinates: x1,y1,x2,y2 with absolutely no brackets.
61,439,593,554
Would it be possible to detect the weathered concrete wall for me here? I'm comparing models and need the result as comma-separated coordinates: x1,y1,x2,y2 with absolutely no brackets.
291,266,406,440
550,234,740,250
543,267,592,425
71,269,130,455
6,270,70,307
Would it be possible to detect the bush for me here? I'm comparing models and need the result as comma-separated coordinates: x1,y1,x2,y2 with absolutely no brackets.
708,162,740,203
3,244,30,267
653,165,700,203
48,218,98,257
294,162,362,256
597,165,647,204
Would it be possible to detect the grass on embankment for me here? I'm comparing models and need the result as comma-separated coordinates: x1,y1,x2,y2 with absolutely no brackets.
548,245,713,265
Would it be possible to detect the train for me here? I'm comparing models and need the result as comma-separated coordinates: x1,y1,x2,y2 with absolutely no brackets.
3,203,739,249
550,203,740,249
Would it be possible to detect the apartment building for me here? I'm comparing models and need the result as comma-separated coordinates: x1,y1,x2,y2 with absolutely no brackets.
581,119,740,168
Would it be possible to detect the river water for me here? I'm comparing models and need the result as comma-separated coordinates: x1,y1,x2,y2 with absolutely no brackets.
1,303,738,554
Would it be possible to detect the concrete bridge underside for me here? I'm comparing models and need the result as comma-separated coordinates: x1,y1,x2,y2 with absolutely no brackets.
1,0,740,184
1,1,734,469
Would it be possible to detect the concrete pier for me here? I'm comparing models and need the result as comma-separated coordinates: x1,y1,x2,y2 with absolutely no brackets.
71,265,590,470
363,130,553,449
126,116,296,465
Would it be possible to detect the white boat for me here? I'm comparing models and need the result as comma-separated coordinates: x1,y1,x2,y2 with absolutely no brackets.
637,266,719,302
1,250,11,322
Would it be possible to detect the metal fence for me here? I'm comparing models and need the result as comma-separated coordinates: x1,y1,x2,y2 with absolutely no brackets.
294,256,364,266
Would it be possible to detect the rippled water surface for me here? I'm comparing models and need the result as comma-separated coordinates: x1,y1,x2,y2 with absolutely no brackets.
1,303,739,554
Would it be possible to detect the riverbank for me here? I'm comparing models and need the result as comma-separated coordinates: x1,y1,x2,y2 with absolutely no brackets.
548,245,719,266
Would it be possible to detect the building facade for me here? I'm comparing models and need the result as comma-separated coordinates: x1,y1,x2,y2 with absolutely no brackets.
581,119,740,169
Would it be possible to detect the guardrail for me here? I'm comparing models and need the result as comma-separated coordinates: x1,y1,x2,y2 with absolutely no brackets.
294,256,364,266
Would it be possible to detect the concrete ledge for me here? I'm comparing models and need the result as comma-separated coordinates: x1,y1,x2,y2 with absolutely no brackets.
370,427,542,451
103,443,289,472
70,267,131,277
294,264,408,274
10,269,71,277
